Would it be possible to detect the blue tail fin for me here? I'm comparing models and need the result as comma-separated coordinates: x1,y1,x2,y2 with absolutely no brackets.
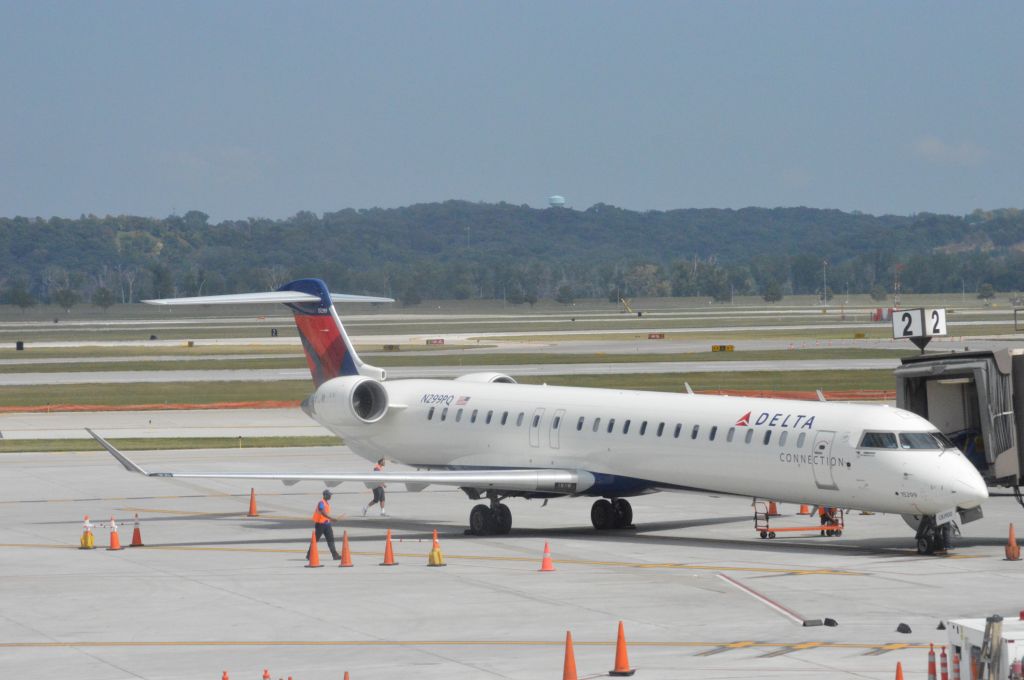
278,279,385,387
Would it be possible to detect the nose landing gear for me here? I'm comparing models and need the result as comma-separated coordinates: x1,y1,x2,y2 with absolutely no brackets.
591,498,634,530
915,515,958,555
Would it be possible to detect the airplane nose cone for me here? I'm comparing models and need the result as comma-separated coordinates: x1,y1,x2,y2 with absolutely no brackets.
949,456,988,507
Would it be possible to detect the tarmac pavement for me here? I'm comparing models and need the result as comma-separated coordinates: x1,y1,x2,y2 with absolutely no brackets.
2,445,1023,679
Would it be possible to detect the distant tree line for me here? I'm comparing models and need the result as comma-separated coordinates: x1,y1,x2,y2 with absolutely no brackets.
1,204,1022,309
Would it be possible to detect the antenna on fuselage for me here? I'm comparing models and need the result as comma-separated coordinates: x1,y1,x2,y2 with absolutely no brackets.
816,389,827,402
684,382,694,395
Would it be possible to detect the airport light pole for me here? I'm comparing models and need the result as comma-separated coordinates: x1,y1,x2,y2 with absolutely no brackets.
822,259,828,308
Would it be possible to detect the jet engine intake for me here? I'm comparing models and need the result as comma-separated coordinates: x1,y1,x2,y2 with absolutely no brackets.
307,375,390,427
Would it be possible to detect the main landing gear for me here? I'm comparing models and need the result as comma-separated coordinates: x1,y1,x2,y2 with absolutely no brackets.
467,493,512,536
591,498,634,530
915,514,957,555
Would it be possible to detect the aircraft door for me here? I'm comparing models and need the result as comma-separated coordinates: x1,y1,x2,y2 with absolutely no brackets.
812,430,839,490
549,409,566,449
529,407,545,448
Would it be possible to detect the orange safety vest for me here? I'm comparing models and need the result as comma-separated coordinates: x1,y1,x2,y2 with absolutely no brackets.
312,500,331,524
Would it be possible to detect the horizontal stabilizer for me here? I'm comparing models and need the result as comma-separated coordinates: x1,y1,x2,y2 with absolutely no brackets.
143,291,394,306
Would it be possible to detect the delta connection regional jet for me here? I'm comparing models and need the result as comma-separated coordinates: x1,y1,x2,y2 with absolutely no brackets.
92,278,988,555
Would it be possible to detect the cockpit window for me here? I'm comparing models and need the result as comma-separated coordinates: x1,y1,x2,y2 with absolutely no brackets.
931,431,955,449
859,432,897,449
899,432,943,450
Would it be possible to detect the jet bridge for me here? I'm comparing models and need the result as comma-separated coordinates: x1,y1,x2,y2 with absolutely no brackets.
894,349,1024,493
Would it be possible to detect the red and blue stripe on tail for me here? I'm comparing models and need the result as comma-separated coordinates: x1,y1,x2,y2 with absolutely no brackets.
278,278,363,387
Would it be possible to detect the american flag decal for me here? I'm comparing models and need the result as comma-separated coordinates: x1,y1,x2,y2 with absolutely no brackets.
456,396,471,405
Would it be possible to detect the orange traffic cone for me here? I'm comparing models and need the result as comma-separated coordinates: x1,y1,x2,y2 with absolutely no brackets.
129,513,144,547
1006,523,1021,561
107,516,123,551
952,651,961,680
539,542,555,572
306,529,323,568
343,673,349,680
927,643,936,680
940,646,949,680
339,530,353,567
427,528,446,567
767,501,780,516
798,504,811,515
380,529,398,566
609,620,636,676
262,670,270,680
895,660,903,680
247,488,258,517
562,631,577,680
221,672,229,680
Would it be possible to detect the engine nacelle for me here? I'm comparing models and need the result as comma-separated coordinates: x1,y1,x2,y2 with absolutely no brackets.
305,375,389,427
454,372,517,384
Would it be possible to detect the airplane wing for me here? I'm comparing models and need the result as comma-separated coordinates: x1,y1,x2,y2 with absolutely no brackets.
87,429,594,495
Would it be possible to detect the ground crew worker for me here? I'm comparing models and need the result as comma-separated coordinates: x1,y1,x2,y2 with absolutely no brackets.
362,458,387,517
819,506,836,536
307,489,341,561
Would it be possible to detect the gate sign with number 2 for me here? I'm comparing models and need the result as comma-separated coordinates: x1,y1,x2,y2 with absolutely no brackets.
892,308,947,339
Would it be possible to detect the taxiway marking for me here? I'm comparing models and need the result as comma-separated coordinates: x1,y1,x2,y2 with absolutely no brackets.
0,639,935,651
0,542,860,575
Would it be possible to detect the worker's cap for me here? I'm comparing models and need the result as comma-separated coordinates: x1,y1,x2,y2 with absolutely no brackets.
322,489,332,499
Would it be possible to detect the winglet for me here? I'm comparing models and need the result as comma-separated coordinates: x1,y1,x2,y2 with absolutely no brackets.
86,428,148,475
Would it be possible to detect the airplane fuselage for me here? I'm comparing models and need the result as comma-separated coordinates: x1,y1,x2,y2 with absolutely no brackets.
306,376,987,516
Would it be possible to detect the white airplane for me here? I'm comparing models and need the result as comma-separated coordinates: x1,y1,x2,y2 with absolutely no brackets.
93,278,989,554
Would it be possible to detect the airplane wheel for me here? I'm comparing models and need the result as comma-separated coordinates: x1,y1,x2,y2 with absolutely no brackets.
916,536,934,555
494,504,512,535
591,499,614,530
612,498,633,527
469,504,492,535
937,523,953,551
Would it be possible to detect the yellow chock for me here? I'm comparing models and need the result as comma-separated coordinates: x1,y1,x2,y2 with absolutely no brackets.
427,528,446,567
79,515,95,550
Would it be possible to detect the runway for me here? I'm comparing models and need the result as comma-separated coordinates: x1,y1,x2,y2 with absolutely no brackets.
0,408,325,439
2,445,1022,679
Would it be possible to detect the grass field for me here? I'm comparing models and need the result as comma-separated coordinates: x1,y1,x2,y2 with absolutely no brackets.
0,366,897,408
0,343,484,361
0,347,918,373
1,312,1016,343
481,323,1018,343
0,436,340,454
516,369,895,392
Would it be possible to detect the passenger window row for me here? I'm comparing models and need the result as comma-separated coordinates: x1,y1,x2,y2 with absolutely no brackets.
426,406,528,427
425,406,809,447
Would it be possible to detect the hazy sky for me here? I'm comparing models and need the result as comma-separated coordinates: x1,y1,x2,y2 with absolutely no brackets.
2,2,1021,221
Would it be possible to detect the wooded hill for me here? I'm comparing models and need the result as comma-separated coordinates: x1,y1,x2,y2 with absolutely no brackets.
2,203,1022,307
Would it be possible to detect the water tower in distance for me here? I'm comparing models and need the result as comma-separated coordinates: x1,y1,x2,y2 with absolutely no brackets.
548,195,566,208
